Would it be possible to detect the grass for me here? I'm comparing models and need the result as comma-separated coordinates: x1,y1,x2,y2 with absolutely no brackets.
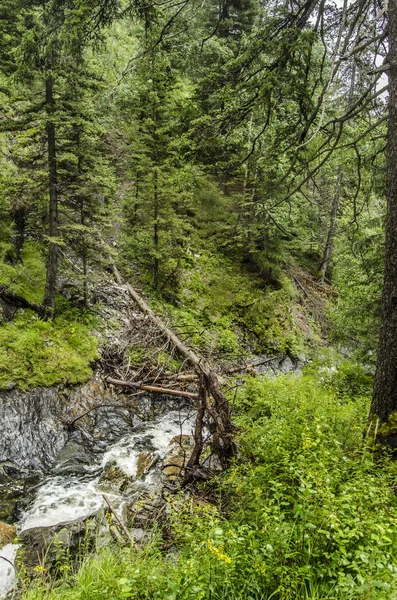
0,310,99,389
0,242,99,390
18,360,397,599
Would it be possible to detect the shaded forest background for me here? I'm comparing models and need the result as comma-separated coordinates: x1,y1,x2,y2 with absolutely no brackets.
0,0,387,386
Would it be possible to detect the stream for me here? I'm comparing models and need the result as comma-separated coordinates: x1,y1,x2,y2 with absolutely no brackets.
0,386,194,599
0,355,305,598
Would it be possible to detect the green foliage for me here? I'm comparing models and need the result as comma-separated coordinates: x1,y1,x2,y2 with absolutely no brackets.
0,310,98,390
0,242,45,304
163,252,307,356
19,366,397,600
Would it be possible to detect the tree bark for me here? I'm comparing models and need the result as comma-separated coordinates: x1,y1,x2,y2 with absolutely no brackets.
42,75,59,316
371,4,397,437
105,376,199,399
153,168,159,289
319,166,342,283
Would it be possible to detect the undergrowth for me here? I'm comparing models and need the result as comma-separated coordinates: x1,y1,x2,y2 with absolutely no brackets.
0,242,99,389
149,251,312,358
20,363,397,599
0,309,99,390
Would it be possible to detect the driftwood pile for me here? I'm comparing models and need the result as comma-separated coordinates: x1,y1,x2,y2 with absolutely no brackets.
109,264,237,477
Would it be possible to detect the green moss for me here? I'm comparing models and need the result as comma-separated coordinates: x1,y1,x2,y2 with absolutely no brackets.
0,242,46,304
216,329,239,356
128,345,150,367
157,350,183,372
161,252,307,357
0,311,99,390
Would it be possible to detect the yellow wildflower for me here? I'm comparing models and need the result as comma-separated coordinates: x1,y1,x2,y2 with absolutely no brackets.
33,565,46,574
207,540,232,564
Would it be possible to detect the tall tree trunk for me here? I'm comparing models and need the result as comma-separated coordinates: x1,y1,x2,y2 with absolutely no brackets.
370,5,397,437
81,196,88,308
77,139,89,308
153,168,159,290
42,75,59,316
13,206,26,261
319,166,342,283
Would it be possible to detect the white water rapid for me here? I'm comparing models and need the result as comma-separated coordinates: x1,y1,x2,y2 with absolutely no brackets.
0,408,194,598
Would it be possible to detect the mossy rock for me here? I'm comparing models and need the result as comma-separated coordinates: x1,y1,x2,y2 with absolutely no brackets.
161,435,193,481
97,463,132,495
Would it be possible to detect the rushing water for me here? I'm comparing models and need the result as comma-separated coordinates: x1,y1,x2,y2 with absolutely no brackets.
0,407,194,598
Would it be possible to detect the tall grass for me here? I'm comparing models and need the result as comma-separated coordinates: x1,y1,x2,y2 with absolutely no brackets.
20,362,397,599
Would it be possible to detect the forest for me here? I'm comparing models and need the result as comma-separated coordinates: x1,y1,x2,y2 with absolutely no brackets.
0,0,396,598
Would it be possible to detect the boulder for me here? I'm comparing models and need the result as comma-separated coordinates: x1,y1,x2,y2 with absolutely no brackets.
162,435,194,481
136,452,157,479
18,515,99,575
97,462,132,494
0,522,16,548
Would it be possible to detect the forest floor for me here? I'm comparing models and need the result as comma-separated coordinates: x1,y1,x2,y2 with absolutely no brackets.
2,239,394,600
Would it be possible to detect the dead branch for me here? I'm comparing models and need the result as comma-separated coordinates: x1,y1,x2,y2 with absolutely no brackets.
103,494,133,544
0,285,48,319
105,376,199,399
110,263,237,469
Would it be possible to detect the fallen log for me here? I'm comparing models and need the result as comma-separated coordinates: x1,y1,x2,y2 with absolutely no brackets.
108,261,237,469
105,376,199,400
0,285,48,319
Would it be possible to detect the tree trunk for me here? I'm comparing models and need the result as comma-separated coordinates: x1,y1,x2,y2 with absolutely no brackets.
42,75,59,316
77,143,89,309
81,197,88,308
319,166,342,283
370,5,397,441
153,168,159,289
13,206,26,261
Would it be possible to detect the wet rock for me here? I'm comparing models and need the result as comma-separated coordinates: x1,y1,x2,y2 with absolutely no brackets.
97,462,132,494
136,452,157,479
93,407,133,444
0,522,16,548
0,475,24,523
162,435,194,481
18,516,99,575
0,387,68,472
52,440,97,477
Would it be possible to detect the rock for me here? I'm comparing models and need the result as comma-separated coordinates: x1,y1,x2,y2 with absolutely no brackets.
132,528,145,542
0,522,16,548
97,462,132,494
202,453,222,473
0,387,68,472
136,452,157,479
93,407,133,444
162,435,194,481
52,440,97,477
18,516,98,574
0,475,24,523
125,491,164,529
280,356,294,374
297,352,306,364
